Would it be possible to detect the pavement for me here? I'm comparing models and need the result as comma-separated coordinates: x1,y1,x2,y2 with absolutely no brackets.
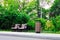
0,32,60,40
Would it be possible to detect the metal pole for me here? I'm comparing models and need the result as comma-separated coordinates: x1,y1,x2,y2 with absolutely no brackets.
37,0,41,18
41,7,42,18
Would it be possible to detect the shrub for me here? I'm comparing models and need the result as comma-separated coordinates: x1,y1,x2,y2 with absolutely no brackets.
35,18,47,30
44,20,55,31
51,16,60,31
27,20,35,30
50,17,56,31
55,16,60,31
0,2,30,30
39,18,47,29
27,18,47,30
0,10,30,30
0,12,16,30
14,12,30,24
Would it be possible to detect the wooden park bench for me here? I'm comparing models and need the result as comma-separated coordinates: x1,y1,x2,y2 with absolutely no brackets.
11,24,27,32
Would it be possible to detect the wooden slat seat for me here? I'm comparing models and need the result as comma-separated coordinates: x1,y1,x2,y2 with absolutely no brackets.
11,24,21,29
18,24,27,29
11,24,27,32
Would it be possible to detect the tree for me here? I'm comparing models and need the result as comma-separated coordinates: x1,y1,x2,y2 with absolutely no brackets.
50,0,60,17
0,0,30,30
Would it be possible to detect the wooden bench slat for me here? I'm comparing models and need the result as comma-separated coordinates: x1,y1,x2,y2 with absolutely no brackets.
11,24,21,29
11,24,27,32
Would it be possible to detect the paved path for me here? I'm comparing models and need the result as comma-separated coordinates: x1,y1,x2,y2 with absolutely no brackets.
0,35,51,40
0,32,60,40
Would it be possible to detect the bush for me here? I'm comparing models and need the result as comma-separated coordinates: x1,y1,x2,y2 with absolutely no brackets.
35,18,47,30
0,4,30,30
50,16,60,31
27,18,47,30
0,10,30,30
0,12,16,30
14,12,30,24
39,18,47,29
44,20,55,31
55,16,60,31
27,20,35,30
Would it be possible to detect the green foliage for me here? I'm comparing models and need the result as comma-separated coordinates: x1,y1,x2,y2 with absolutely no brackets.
27,18,47,30
4,0,19,10
45,20,55,31
14,12,30,24
20,0,36,13
50,16,60,31
0,0,60,32
39,18,47,29
0,10,16,30
27,20,35,30
50,0,60,17
0,10,30,30
55,16,60,31
0,0,30,30
35,18,47,29
44,16,60,32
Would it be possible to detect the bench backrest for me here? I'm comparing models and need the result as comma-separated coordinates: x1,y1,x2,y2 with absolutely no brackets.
21,24,27,29
12,24,27,29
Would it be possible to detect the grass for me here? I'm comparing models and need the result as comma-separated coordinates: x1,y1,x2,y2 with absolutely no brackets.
27,30,60,34
0,29,11,32
0,29,60,34
42,30,60,34
55,31,60,34
27,30,35,33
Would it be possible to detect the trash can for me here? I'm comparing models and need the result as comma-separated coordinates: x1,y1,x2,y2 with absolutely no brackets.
35,21,41,33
